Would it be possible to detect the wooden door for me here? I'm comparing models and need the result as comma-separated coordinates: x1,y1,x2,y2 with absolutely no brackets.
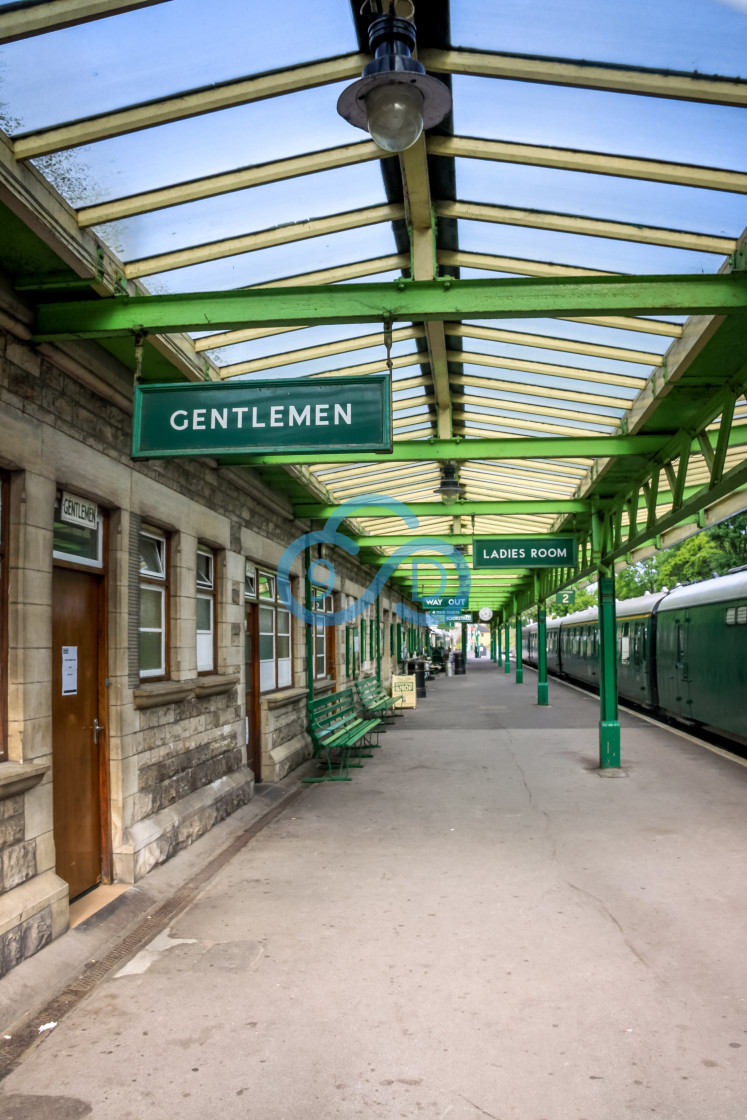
245,603,262,781
52,567,105,899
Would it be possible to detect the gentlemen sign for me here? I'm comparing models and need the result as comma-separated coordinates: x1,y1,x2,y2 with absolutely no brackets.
132,374,392,458
473,536,577,569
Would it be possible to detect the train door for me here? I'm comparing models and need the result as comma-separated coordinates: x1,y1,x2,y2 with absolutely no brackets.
674,611,693,714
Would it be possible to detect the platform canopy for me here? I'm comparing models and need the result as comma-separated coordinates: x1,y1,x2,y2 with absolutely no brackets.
1,0,746,614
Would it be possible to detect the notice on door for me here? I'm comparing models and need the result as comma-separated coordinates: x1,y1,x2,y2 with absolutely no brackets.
61,646,78,696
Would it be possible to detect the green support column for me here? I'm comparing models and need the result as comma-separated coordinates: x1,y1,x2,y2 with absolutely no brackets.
537,603,549,706
598,574,621,767
397,622,403,664
515,615,523,684
490,626,496,663
497,625,502,664
304,547,314,702
375,595,381,685
461,622,467,661
504,622,511,674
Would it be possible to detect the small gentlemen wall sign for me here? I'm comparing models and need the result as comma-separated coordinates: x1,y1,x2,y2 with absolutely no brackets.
473,536,577,569
133,374,392,458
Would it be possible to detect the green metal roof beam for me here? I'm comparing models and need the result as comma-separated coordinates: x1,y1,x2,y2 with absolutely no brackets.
222,434,664,466
32,274,747,341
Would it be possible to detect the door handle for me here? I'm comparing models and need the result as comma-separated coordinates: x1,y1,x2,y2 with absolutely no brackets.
92,718,102,745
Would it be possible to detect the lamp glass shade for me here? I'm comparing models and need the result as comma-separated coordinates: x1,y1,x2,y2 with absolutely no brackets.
364,82,424,152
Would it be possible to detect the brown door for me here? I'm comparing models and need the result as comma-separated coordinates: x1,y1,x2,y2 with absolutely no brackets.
52,567,106,899
245,603,262,781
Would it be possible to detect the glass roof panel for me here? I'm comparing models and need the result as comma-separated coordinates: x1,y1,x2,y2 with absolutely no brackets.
451,0,747,74
0,0,357,130
94,164,388,261
456,219,721,275
463,318,674,354
142,223,399,292
452,77,747,171
453,159,747,238
27,84,365,206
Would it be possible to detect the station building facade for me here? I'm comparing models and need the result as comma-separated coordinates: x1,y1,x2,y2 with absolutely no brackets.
0,314,414,977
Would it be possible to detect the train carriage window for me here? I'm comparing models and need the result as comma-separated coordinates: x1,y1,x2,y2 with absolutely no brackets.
620,622,630,665
737,606,747,624
725,607,736,624
633,622,642,668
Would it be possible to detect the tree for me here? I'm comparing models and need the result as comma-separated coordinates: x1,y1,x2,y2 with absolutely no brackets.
615,556,660,599
707,513,747,571
656,534,725,588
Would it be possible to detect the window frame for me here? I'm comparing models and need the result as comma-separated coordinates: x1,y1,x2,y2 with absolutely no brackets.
257,568,294,693
312,591,333,681
139,527,170,681
196,546,216,674
0,472,8,762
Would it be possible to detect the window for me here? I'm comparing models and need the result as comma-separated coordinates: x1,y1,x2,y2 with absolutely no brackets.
139,529,168,679
0,472,8,762
620,622,630,665
53,491,102,568
245,561,256,600
196,547,215,673
312,592,333,680
257,569,293,692
738,605,747,625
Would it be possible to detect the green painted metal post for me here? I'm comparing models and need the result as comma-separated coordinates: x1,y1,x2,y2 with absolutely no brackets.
461,622,467,660
490,626,496,663
537,603,549,706
397,622,403,665
304,547,314,703
497,626,502,664
598,574,621,768
504,622,511,673
515,616,523,683
375,595,381,685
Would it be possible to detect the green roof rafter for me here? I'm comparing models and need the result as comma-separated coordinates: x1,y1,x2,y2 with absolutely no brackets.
31,274,747,341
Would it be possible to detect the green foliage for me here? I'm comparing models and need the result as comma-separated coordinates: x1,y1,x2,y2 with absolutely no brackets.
614,513,747,599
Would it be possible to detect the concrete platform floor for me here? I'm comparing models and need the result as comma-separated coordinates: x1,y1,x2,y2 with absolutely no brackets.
2,661,747,1119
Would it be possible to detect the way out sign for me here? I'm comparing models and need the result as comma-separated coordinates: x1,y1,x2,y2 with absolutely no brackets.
473,536,577,569
132,374,392,458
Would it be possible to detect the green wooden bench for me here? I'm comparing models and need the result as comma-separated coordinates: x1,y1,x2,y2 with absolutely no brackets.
304,688,382,783
356,678,405,721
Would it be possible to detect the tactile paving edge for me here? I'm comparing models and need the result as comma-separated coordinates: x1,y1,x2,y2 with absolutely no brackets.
0,785,306,1080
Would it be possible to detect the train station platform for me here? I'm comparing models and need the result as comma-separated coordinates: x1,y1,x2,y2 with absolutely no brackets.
1,661,746,1119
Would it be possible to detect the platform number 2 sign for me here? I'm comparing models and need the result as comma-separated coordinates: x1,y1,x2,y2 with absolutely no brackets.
555,591,576,606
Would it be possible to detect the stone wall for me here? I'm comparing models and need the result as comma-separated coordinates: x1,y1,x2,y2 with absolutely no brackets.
0,320,420,977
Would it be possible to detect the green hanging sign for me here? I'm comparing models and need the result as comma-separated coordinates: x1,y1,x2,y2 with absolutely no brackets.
555,590,576,605
132,374,392,459
472,535,577,569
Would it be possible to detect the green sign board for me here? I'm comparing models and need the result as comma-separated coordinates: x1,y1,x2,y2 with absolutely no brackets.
555,591,576,606
418,595,469,609
132,374,392,459
426,612,472,624
472,536,577,569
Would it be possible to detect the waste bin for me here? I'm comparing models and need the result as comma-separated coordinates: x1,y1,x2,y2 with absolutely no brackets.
414,659,427,699
454,651,466,675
